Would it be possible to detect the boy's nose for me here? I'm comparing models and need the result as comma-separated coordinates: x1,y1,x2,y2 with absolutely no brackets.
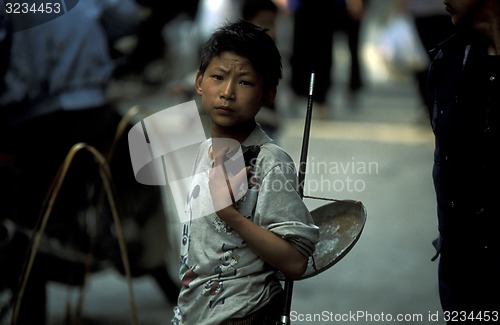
220,81,236,101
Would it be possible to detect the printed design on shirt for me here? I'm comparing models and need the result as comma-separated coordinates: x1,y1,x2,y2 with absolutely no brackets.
172,306,182,325
209,297,225,309
180,256,198,287
201,279,224,296
201,243,241,301
212,194,255,236
212,217,233,234
214,246,240,277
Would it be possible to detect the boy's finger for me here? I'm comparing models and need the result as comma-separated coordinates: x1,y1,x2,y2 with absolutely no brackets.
212,146,230,165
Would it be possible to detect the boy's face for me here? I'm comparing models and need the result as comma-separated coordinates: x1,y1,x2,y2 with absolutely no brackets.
196,51,275,130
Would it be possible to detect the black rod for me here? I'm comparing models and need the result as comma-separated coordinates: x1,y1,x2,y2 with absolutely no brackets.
280,72,315,325
298,72,315,199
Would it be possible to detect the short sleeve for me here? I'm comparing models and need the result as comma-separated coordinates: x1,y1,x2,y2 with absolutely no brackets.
252,145,319,257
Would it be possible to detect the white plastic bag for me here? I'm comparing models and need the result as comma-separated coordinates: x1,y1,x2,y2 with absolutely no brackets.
376,13,429,74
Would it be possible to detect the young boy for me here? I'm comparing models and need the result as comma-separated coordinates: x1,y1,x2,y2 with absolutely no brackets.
172,21,319,325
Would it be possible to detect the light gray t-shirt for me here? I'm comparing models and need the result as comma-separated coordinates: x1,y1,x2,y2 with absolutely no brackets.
172,125,319,325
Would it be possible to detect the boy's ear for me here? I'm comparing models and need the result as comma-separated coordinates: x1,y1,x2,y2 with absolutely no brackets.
195,71,203,95
263,87,277,107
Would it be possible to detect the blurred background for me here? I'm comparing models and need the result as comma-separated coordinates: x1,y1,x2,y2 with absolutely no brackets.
1,0,455,324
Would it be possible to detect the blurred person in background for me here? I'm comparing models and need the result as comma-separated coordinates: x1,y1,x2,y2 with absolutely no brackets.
427,0,500,320
242,0,279,39
242,0,281,139
406,0,455,118
113,0,200,85
290,0,366,119
0,1,140,323
0,10,11,93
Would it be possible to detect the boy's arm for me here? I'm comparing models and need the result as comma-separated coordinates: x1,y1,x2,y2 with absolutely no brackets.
209,147,308,280
216,206,308,280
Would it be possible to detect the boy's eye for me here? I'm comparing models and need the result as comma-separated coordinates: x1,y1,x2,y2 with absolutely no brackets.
211,75,223,80
239,80,254,86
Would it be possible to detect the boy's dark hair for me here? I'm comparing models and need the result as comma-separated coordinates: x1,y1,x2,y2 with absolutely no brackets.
198,20,282,91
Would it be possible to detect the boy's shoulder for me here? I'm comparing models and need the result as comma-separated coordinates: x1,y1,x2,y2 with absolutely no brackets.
259,142,292,162
241,124,296,172
255,142,296,175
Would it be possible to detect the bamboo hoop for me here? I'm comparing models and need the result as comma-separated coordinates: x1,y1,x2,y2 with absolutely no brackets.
11,143,139,325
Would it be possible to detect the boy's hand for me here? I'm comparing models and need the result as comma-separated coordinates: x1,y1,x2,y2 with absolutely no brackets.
208,146,251,214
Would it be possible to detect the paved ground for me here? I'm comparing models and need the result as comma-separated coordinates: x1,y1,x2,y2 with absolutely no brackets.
43,2,447,324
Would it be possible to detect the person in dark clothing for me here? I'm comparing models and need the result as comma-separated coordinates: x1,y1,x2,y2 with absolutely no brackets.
242,0,281,139
427,0,500,321
0,11,11,92
290,0,365,118
407,0,455,114
113,0,200,81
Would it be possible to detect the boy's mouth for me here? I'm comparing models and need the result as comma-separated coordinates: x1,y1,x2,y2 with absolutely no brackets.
216,106,235,112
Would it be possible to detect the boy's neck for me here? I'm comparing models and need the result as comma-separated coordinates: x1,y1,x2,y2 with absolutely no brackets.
210,121,257,143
